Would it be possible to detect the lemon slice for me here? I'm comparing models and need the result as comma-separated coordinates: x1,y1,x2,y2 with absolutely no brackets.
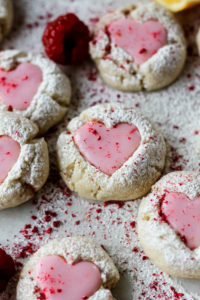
197,28,200,55
155,0,200,12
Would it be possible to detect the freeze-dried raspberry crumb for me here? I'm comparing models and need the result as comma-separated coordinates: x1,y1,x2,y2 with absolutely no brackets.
42,13,90,65
0,248,16,292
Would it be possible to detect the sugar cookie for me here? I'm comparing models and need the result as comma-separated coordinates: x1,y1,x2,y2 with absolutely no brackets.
0,49,71,134
0,112,49,210
0,0,13,42
17,236,119,300
138,171,200,278
57,103,166,201
90,3,186,91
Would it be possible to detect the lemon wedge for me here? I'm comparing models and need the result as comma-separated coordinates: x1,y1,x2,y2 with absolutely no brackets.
155,0,200,12
197,28,200,55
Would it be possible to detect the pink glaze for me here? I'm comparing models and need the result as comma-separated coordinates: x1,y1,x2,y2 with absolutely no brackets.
0,62,43,111
108,19,167,65
73,121,141,176
162,192,200,250
34,255,102,300
0,135,20,184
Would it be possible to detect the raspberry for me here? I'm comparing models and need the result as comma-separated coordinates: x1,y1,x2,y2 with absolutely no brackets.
0,248,15,292
42,13,90,65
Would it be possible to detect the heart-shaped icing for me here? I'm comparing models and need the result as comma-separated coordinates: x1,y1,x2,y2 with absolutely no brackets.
161,192,200,250
0,135,20,184
73,121,141,176
108,19,167,65
34,255,102,300
0,62,43,111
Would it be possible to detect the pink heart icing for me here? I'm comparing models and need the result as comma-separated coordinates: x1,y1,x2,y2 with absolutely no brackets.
0,62,43,111
34,255,102,300
161,192,200,250
73,121,141,176
108,19,167,65
0,135,20,184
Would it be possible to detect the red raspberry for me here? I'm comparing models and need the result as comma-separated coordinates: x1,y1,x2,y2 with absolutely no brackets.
42,13,90,65
0,248,15,293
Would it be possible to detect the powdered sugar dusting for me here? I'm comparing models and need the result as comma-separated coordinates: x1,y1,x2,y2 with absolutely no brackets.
0,0,200,299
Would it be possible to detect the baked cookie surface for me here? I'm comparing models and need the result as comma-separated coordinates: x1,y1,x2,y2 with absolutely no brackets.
0,0,13,42
0,49,71,134
17,236,119,300
0,112,49,210
57,103,166,201
138,171,200,278
90,3,186,91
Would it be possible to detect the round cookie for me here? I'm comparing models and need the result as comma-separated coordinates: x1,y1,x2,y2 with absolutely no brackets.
57,103,166,201
138,171,200,278
0,49,71,134
17,236,119,300
0,112,49,210
90,3,186,91
0,0,13,42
